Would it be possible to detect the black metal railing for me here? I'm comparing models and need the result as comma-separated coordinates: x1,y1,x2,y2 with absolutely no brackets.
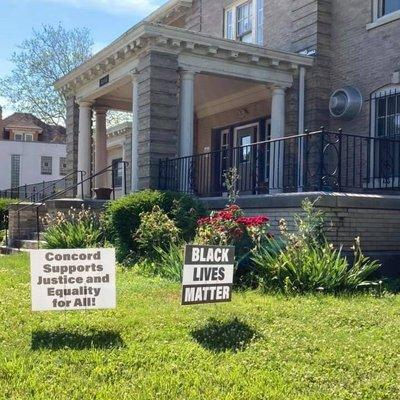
0,179,70,202
159,129,400,197
1,170,85,248
2,160,129,249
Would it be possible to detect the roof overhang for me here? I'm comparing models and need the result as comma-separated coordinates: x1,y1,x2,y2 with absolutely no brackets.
145,0,193,24
5,124,43,132
107,121,132,137
55,23,314,96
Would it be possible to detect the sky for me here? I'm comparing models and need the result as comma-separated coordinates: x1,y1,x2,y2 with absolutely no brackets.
0,0,166,116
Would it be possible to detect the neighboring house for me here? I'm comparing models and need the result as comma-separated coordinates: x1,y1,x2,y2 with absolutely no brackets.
106,121,131,198
54,0,400,259
0,109,67,194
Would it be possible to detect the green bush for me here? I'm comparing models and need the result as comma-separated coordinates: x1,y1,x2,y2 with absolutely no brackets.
104,190,205,261
135,206,180,259
42,207,104,249
0,199,15,230
136,242,184,282
253,239,380,293
251,199,381,293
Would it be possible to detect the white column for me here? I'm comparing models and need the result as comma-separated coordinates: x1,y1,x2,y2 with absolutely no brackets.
94,107,108,188
131,70,139,192
121,142,126,195
297,67,306,191
179,70,195,157
269,86,286,193
77,101,92,198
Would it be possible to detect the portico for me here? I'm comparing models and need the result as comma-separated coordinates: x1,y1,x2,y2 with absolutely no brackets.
55,23,313,198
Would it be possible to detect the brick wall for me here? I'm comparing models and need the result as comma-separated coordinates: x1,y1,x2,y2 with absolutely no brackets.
291,0,332,131
202,192,400,252
8,204,46,246
328,0,400,134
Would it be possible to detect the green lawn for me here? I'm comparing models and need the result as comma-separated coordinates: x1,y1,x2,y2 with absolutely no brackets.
1,254,400,400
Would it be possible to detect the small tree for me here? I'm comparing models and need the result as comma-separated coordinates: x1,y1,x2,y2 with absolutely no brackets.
223,167,240,205
0,23,93,125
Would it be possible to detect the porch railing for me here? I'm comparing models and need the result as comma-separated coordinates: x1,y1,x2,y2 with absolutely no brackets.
159,129,400,197
0,179,70,202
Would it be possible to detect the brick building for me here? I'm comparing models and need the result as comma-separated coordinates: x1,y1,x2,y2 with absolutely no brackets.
52,0,400,263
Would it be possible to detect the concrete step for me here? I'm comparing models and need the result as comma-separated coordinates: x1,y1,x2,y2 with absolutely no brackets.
17,240,45,250
0,246,28,254
30,232,46,241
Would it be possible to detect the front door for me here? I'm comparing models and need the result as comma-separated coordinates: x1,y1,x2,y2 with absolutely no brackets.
211,119,270,196
234,123,259,193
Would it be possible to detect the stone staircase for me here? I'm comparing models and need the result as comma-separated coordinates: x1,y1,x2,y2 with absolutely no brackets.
1,232,46,253
1,198,106,254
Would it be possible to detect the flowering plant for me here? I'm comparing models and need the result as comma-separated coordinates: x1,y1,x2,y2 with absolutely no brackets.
195,205,270,256
42,206,104,249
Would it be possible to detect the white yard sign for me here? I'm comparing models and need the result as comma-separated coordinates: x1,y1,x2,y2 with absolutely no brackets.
30,248,116,312
182,245,235,305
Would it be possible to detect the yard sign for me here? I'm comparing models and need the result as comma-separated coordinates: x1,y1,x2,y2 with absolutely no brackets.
182,245,235,305
30,248,116,312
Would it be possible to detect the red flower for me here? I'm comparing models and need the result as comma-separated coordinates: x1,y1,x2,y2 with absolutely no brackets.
237,216,269,227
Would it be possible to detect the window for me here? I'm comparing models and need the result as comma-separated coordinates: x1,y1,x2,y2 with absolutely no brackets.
112,158,123,188
41,156,52,175
374,89,400,137
379,0,400,17
371,87,400,180
224,0,263,45
237,1,253,42
11,155,20,188
14,132,34,141
59,157,67,176
240,135,252,162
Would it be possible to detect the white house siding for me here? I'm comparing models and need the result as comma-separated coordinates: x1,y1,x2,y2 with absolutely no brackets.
0,141,67,189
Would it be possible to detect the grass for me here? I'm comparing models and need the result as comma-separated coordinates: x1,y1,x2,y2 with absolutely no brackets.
1,254,400,399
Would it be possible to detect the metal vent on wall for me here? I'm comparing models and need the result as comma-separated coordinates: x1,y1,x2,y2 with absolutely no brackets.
329,86,362,120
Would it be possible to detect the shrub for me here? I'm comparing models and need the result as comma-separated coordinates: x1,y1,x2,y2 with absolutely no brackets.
104,190,205,261
0,230,5,245
251,199,381,293
136,242,184,282
195,204,270,259
0,199,15,230
42,207,104,249
135,206,180,259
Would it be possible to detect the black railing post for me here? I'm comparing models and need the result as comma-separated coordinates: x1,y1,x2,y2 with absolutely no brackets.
36,206,40,247
158,159,163,190
17,210,21,250
319,127,326,191
111,168,115,200
337,129,343,191
80,171,84,199
4,212,8,247
123,162,127,195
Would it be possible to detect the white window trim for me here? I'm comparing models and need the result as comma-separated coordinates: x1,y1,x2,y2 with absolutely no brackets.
370,84,400,138
367,0,400,30
14,133,24,141
367,85,400,186
25,133,34,142
224,0,263,45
